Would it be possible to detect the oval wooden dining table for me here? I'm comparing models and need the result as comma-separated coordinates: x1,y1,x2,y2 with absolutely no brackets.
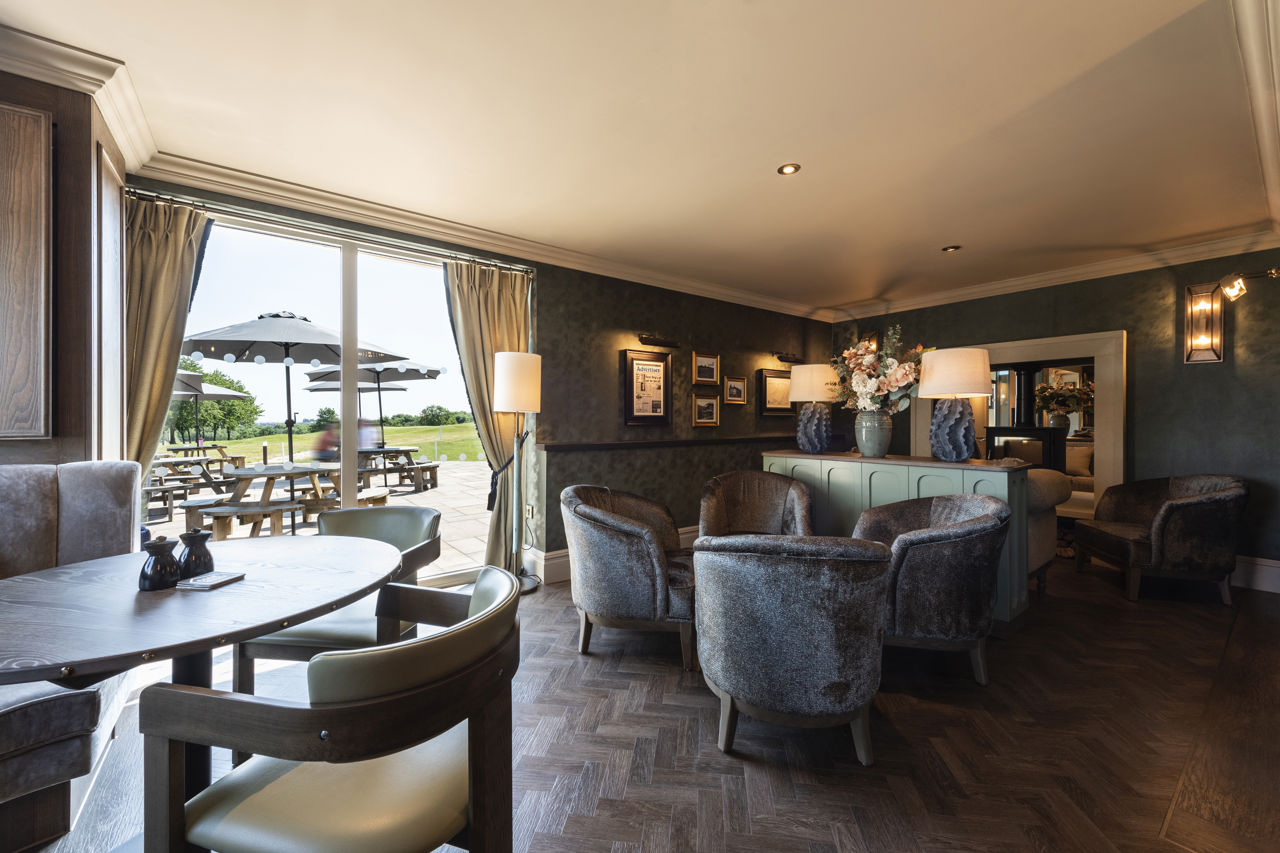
0,535,403,798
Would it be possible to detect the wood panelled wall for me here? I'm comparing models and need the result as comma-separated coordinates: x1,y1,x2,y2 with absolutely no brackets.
0,70,127,464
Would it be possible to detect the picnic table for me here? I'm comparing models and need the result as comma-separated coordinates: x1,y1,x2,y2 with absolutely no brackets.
357,446,437,491
166,443,246,472
150,455,228,494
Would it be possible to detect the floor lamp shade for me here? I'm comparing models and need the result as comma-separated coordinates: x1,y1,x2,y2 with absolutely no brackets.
917,348,991,463
789,363,838,454
494,352,542,413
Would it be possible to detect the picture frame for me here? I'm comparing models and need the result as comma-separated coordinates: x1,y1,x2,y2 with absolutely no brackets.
693,351,720,385
623,350,672,426
723,375,747,404
758,368,793,415
692,392,720,427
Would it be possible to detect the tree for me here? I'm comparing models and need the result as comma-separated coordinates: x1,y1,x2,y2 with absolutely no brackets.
202,369,264,440
420,404,453,426
314,407,339,429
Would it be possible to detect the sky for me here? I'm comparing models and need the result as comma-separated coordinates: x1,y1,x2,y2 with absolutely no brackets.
185,225,470,423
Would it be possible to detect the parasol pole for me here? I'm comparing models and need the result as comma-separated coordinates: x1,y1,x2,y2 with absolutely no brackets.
283,343,297,534
376,370,386,446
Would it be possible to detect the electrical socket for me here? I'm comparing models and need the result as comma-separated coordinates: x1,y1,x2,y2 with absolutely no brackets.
525,504,534,518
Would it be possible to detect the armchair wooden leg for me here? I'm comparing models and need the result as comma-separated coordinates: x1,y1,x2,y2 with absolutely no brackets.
1219,577,1233,606
467,682,513,853
969,638,989,686
679,622,698,672
1126,567,1141,601
850,703,874,766
143,734,187,853
578,610,592,655
717,692,738,753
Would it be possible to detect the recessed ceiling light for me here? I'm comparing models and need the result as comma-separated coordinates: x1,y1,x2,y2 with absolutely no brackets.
777,163,801,175
941,245,962,253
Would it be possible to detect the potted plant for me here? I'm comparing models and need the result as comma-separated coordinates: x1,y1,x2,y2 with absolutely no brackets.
1034,378,1094,429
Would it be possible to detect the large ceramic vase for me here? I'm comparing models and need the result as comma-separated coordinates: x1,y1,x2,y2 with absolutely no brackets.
855,410,892,458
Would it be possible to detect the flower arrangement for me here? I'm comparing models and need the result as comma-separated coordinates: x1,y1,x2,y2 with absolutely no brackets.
831,325,925,413
1034,378,1094,415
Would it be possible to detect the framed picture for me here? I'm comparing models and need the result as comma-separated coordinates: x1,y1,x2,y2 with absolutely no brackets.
692,392,720,427
758,368,793,414
623,350,672,426
723,376,747,404
693,352,720,385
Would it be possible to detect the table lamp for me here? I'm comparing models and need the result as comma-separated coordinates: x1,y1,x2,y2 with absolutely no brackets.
917,347,991,462
493,351,541,594
788,364,839,453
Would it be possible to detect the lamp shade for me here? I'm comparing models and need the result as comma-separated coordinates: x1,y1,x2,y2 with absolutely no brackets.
493,352,542,413
788,364,838,403
917,348,991,398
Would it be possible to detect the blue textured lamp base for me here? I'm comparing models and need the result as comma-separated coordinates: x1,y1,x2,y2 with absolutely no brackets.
929,398,976,462
796,402,833,454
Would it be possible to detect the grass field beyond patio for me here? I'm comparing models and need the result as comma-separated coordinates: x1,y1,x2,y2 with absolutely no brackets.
166,422,485,463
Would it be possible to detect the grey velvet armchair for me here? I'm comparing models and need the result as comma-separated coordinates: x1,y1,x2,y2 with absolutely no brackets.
852,494,1011,685
699,470,813,537
693,533,893,765
561,485,696,670
1074,475,1247,603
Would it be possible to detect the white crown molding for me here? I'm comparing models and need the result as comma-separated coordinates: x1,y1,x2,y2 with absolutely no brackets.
0,25,156,171
1231,0,1280,227
834,229,1280,320
135,152,839,323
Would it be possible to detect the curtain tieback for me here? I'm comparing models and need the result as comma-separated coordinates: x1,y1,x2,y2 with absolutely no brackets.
486,430,529,510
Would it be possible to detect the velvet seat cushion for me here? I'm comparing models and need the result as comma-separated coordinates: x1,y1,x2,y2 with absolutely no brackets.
186,722,469,853
1074,520,1153,568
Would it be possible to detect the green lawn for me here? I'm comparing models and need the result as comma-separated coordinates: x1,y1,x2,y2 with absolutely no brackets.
164,423,485,463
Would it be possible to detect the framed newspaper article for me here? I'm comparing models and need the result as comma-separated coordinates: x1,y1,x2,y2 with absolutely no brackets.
623,350,672,426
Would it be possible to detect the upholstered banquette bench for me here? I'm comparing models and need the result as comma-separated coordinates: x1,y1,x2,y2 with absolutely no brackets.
0,461,140,853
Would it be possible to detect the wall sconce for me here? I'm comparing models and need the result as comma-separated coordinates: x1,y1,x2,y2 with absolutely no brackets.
772,351,804,364
1185,282,1224,363
638,333,680,348
1218,266,1279,301
858,331,879,352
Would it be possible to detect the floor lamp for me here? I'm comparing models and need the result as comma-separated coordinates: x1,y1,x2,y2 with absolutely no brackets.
493,351,541,594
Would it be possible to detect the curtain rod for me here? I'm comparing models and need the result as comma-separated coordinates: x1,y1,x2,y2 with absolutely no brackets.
124,186,536,275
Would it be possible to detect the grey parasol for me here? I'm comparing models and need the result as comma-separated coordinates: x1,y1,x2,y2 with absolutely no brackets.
182,311,405,460
171,381,250,444
305,360,443,445
305,381,407,419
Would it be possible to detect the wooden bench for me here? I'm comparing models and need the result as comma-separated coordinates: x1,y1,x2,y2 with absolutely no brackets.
197,502,304,540
179,496,227,531
358,462,439,492
144,483,191,522
299,487,391,523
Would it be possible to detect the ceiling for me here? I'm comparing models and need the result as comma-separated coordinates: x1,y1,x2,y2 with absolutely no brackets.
2,0,1277,320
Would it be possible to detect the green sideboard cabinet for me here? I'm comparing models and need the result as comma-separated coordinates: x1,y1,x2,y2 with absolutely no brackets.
763,450,1031,627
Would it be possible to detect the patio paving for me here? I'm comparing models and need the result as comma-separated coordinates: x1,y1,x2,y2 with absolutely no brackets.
143,460,494,575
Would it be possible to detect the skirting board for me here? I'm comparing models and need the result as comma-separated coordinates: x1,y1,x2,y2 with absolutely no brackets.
532,536,1280,595
529,525,700,586
1233,556,1280,595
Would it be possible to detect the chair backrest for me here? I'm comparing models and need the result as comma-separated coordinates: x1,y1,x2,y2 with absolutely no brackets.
700,470,811,537
882,494,1011,642
318,505,441,554
307,566,519,705
0,461,140,578
694,533,892,718
560,485,677,622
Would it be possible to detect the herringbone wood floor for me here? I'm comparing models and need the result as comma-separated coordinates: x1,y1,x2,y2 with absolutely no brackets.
506,561,1241,853
48,558,1269,852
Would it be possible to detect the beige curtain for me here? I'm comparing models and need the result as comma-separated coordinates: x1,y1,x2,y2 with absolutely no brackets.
125,197,209,472
444,261,531,572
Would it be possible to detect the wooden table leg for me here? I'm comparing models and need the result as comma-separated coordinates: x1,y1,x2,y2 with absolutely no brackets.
269,510,285,537
211,516,232,541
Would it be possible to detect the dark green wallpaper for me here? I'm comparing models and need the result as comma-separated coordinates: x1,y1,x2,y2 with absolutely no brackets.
532,264,832,551
836,247,1280,560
